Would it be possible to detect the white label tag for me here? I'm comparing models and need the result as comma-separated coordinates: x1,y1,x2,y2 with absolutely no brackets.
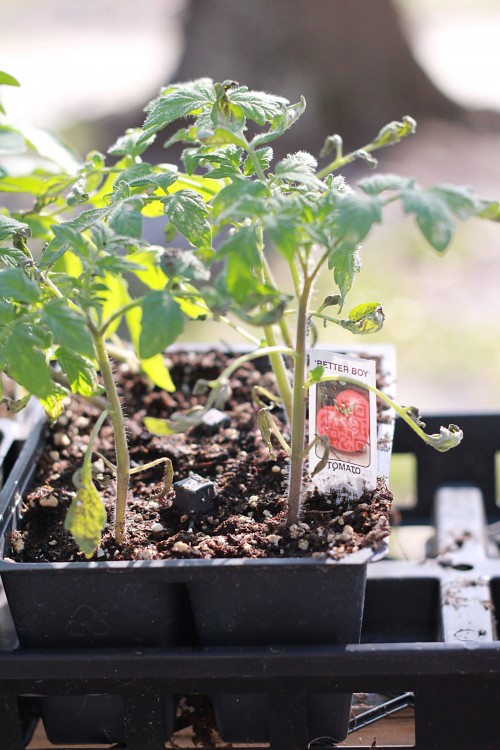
309,350,377,498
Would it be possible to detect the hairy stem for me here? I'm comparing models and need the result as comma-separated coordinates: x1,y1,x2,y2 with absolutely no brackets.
92,331,130,543
286,279,311,524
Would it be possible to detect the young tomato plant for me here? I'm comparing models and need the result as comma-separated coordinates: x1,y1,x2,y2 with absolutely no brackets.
135,79,500,523
0,72,214,555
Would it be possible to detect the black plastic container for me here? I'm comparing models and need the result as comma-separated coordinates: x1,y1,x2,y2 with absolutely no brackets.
188,551,374,742
0,346,395,745
0,412,188,743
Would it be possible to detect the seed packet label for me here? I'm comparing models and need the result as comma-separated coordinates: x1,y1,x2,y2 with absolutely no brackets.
309,349,377,498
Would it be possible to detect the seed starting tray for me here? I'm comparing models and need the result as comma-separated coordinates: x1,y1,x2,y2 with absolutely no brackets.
1,413,500,750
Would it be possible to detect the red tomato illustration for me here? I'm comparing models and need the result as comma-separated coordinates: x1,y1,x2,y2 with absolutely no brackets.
317,389,369,453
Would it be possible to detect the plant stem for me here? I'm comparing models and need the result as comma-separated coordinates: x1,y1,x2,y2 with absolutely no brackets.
263,324,293,424
92,331,130,543
286,278,311,524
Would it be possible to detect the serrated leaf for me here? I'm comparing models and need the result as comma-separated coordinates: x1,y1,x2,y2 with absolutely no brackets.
430,184,484,220
128,170,178,194
141,84,215,141
0,247,29,268
211,177,267,223
56,346,98,397
183,144,243,178
215,225,260,305
275,151,322,188
0,267,40,303
5,321,54,398
251,97,306,148
65,474,107,558
358,174,414,195
401,186,454,251
162,190,211,247
108,197,144,239
244,146,273,176
328,243,361,309
138,290,184,359
0,214,31,241
41,299,95,358
334,193,382,247
227,87,289,126
108,128,156,157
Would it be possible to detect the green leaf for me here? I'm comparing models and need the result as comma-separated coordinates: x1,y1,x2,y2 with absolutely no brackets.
215,225,260,305
0,214,31,241
108,128,156,158
251,97,306,148
40,208,111,267
0,268,40,303
401,186,454,252
39,382,67,422
244,147,273,176
358,174,414,195
138,290,184,359
227,87,289,126
160,247,210,282
162,190,211,247
430,184,485,220
275,151,322,188
372,116,417,148
183,144,242,178
41,299,95,358
140,354,175,392
264,195,302,261
65,474,107,558
0,247,29,268
211,177,267,223
340,302,385,335
334,193,382,247
0,300,15,324
5,321,54,398
56,346,98,397
128,169,178,194
141,83,215,141
108,197,144,239
0,71,20,86
328,243,361,309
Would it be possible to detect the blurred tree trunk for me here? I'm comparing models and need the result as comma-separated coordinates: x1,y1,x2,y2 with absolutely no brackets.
171,0,463,156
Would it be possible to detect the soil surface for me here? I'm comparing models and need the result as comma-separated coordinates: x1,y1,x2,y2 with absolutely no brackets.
8,350,392,564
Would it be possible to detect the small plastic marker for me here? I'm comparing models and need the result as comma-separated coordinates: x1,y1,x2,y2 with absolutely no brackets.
173,474,216,514
200,408,231,435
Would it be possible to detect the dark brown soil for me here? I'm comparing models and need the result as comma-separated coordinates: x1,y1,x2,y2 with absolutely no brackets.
8,350,392,564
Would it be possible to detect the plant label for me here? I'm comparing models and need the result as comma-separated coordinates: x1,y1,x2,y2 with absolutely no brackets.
309,350,377,498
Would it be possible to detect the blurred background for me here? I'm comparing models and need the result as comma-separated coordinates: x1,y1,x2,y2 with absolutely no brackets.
2,0,500,412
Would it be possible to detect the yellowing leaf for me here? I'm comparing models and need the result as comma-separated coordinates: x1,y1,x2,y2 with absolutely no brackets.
129,248,167,290
64,480,107,558
144,416,176,436
140,353,175,392
100,273,130,336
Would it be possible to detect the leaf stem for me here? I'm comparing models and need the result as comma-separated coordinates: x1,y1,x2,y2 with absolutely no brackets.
92,331,130,543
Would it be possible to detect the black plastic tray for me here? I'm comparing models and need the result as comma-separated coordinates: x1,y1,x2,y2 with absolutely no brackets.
1,413,500,749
